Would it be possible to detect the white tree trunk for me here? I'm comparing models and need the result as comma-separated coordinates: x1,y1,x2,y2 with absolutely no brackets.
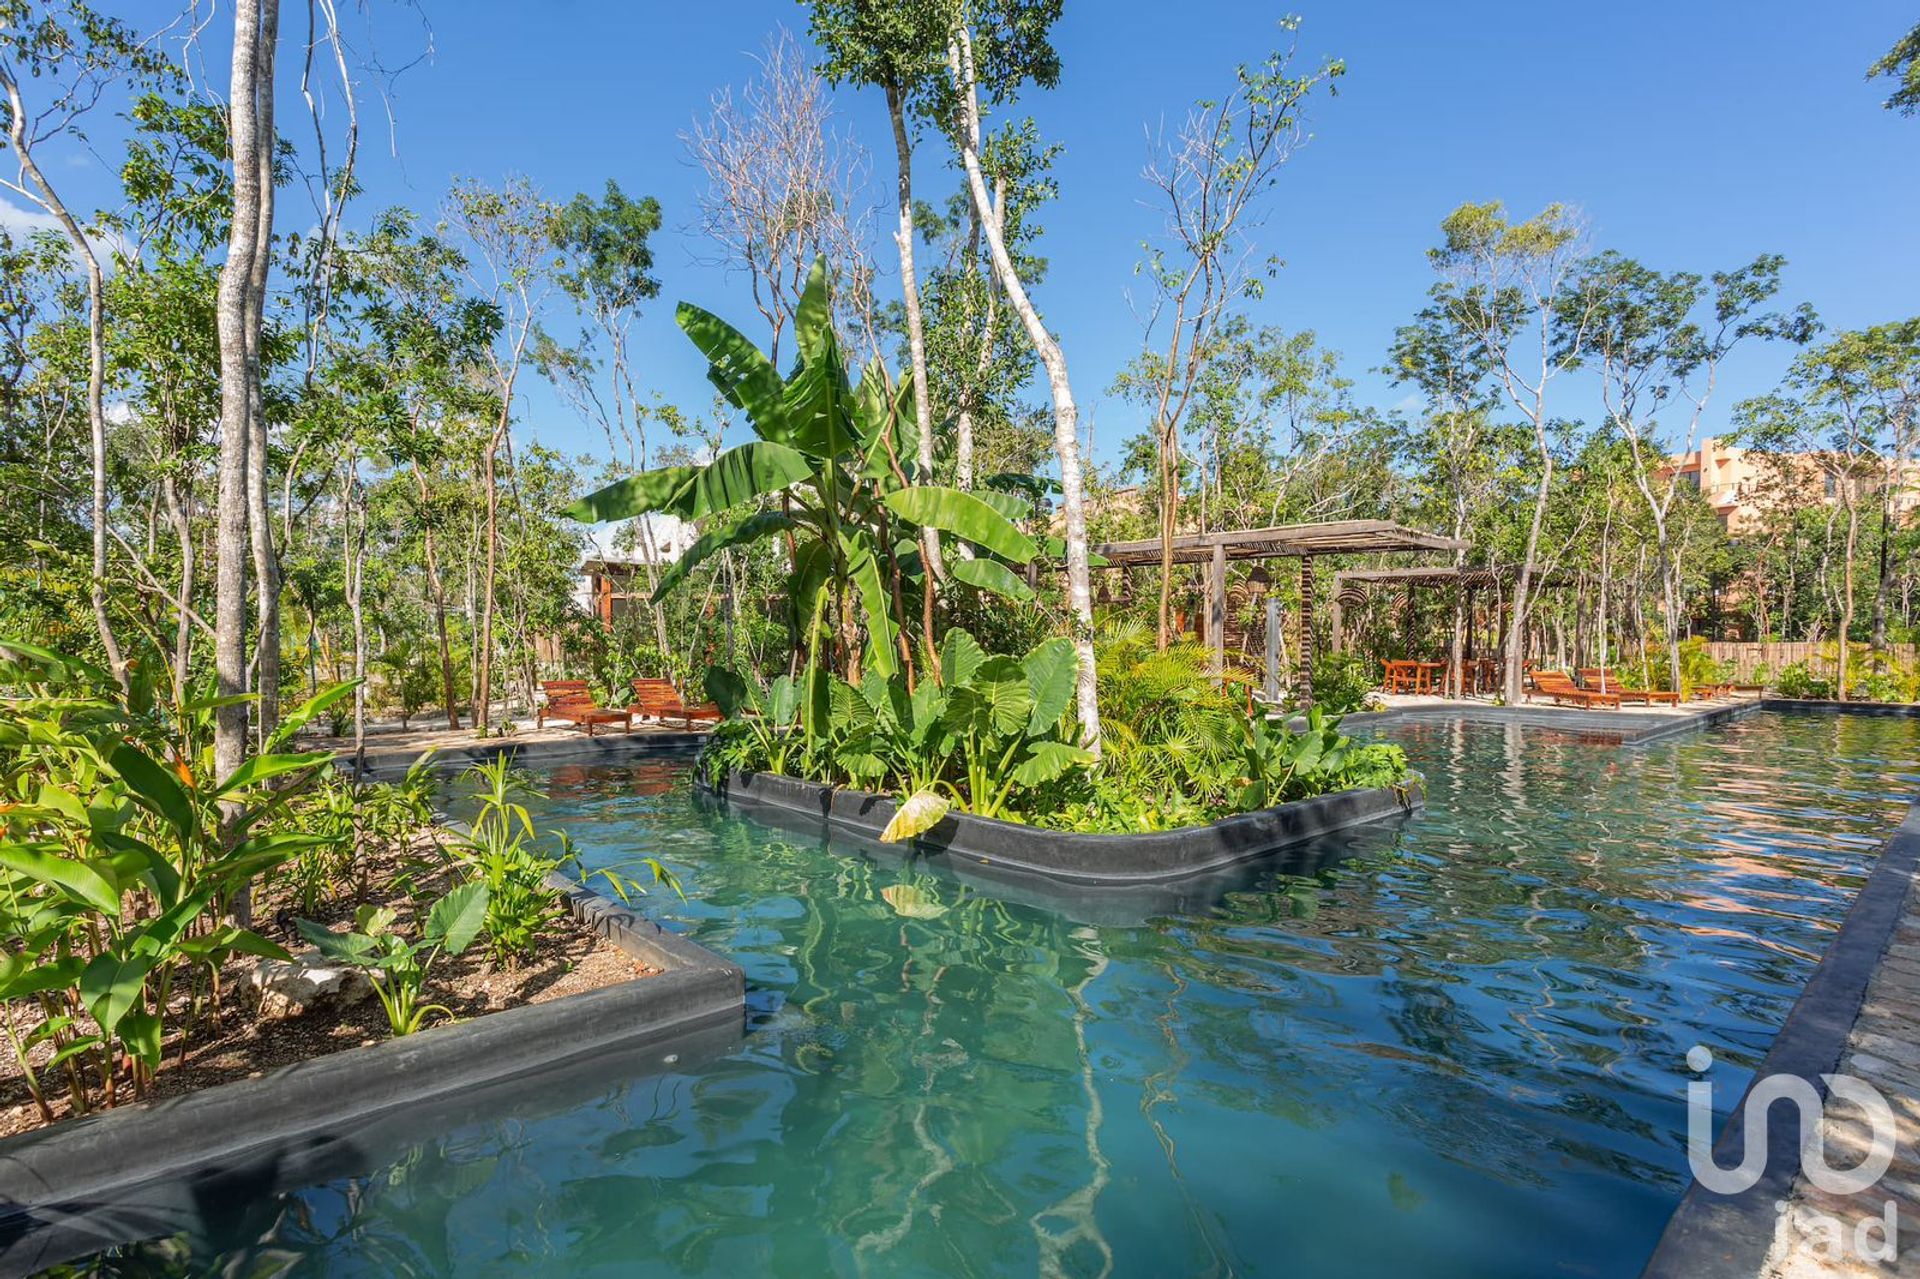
215,0,277,794
887,84,942,591
1,74,126,688
951,27,1101,755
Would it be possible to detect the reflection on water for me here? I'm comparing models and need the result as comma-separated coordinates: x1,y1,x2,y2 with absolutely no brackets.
36,712,1920,1278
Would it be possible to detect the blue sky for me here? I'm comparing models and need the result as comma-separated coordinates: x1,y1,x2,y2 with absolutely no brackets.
17,1,1920,475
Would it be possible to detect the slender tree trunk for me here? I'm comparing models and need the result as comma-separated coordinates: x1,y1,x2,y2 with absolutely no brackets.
2,76,126,688
343,469,367,752
411,464,461,729
1872,479,1892,652
246,10,280,741
1840,494,1859,696
951,27,1101,755
162,476,194,707
887,82,942,599
214,0,276,791
1504,453,1552,703
476,413,506,728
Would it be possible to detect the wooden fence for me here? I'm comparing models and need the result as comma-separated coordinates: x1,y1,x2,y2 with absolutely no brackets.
1702,641,1917,680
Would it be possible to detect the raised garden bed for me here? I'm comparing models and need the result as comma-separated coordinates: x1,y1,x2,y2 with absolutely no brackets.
0,860,743,1271
697,768,1424,886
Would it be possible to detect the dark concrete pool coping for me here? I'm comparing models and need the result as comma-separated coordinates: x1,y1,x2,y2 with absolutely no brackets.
1640,699,1920,1279
346,727,709,780
0,836,744,1271
698,768,1424,886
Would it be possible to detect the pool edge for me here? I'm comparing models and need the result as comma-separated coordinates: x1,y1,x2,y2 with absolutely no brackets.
1640,707,1920,1279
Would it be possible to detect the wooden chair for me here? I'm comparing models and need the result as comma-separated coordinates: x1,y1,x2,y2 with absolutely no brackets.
629,677,723,728
1576,667,1623,692
536,679,632,736
1529,670,1621,709
1615,687,1682,706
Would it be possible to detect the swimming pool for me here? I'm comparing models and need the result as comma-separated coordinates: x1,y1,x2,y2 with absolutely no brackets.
42,711,1920,1276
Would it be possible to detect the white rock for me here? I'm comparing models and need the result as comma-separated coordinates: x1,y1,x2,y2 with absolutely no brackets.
249,948,372,1018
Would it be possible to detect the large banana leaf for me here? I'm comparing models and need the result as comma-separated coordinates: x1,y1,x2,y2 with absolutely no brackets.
781,336,860,461
676,302,788,438
793,259,835,366
564,465,698,524
882,487,1036,563
789,540,833,632
840,531,898,679
681,442,814,521
950,557,1034,602
651,510,793,603
969,488,1032,522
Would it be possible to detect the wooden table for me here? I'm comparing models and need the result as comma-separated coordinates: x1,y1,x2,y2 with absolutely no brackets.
1413,661,1446,695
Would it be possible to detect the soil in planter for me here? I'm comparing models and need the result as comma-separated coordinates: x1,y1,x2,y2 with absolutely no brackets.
0,841,659,1139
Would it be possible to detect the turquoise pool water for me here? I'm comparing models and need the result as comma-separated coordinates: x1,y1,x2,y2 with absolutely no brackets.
45,711,1920,1277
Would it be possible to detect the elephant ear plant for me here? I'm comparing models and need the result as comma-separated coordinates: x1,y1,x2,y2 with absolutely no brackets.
699,628,1096,842
298,881,490,1036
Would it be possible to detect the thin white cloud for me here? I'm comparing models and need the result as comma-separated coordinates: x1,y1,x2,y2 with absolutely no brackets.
0,195,127,267
0,196,64,239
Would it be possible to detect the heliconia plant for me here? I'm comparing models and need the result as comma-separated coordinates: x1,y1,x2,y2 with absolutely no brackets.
565,257,1040,683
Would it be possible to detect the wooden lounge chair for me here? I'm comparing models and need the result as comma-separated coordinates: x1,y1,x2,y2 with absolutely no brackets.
537,679,632,736
629,677,722,728
1615,687,1682,706
1529,670,1620,709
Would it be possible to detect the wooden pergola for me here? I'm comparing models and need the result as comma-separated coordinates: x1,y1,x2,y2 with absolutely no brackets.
1087,520,1466,703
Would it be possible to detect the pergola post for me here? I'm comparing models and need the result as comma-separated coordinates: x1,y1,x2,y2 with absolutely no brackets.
1329,586,1344,655
1207,542,1226,675
1265,597,1282,703
1296,554,1316,705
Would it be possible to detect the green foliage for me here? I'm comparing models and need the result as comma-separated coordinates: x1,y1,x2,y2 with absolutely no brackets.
567,259,1038,680
453,757,677,966
298,881,490,1037
0,639,343,1113
1774,661,1834,700
1869,21,1920,116
702,620,1410,836
1308,651,1379,715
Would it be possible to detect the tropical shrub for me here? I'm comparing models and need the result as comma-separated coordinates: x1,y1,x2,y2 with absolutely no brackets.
452,756,677,966
298,882,489,1036
699,623,1411,837
0,639,348,1116
1307,651,1380,715
1774,660,1834,699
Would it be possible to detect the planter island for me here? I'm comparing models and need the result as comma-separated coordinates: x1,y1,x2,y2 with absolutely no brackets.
697,768,1424,887
0,871,745,1276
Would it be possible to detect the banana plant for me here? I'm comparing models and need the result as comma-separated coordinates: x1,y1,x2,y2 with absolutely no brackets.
566,257,1039,680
